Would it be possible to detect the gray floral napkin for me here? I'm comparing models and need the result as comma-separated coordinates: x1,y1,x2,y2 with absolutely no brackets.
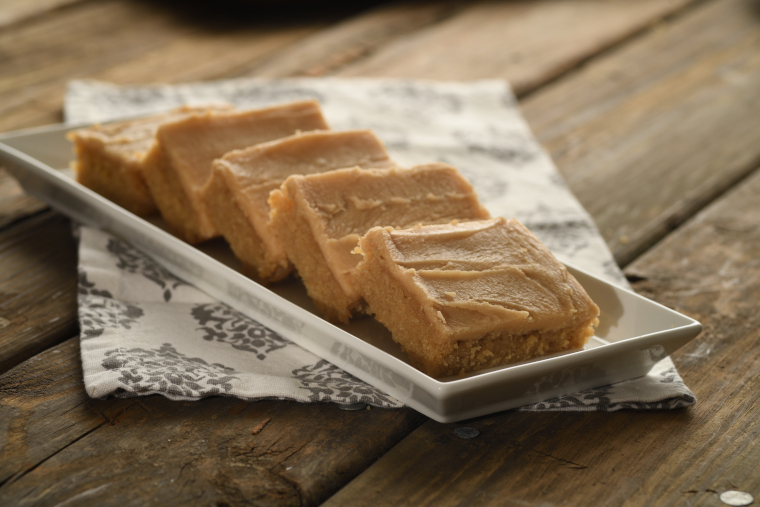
67,78,696,411
77,225,400,406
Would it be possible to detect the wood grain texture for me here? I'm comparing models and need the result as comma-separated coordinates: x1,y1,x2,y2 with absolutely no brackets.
0,168,46,230
336,0,699,94
0,0,86,28
322,168,760,507
521,0,760,266
0,211,78,374
252,2,460,77
0,338,116,489
0,338,426,506
619,169,760,505
0,0,326,131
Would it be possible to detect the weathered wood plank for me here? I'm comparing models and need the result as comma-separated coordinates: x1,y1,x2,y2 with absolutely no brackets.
0,338,426,506
0,338,119,489
336,0,699,95
0,168,46,230
0,0,703,132
619,170,760,505
0,211,78,374
0,0,327,131
0,0,86,28
520,0,760,265
0,0,705,133
322,166,760,506
252,2,460,77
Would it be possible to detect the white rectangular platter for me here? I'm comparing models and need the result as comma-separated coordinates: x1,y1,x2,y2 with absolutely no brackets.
0,122,702,423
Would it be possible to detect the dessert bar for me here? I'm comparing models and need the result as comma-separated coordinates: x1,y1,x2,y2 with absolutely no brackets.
268,163,490,323
68,105,230,216
142,100,329,243
355,218,600,377
201,129,394,282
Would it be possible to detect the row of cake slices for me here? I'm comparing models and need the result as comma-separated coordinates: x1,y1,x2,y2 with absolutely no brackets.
69,100,599,378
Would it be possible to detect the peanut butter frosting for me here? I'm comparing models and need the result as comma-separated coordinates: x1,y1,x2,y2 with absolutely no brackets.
360,218,600,342
157,101,329,205
70,104,234,163
68,105,236,217
142,100,329,242
209,130,395,260
275,164,491,301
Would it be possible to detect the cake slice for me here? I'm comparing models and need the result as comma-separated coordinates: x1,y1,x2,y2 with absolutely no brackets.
68,105,231,216
201,129,395,283
142,100,329,244
268,163,491,323
354,217,600,378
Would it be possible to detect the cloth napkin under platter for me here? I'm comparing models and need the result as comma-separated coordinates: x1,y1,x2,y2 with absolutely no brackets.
67,78,696,411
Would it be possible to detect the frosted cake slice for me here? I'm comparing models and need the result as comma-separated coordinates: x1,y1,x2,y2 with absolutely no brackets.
201,129,395,283
354,217,600,378
68,105,231,216
142,100,329,244
268,163,491,323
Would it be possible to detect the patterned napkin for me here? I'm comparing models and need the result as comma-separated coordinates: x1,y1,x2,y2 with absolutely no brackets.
67,78,696,411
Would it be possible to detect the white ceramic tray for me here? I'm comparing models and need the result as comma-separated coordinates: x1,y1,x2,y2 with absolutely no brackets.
0,123,702,423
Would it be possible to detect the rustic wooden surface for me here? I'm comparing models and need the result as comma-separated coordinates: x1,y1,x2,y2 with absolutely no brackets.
0,339,426,506
0,0,85,28
336,0,700,94
326,143,760,507
522,0,760,266
0,212,77,374
0,0,758,505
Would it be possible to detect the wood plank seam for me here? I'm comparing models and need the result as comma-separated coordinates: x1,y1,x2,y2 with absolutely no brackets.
0,420,106,489
0,201,50,236
0,336,428,505
295,3,465,77
0,210,79,374
250,1,465,78
617,161,760,268
521,0,760,273
518,0,716,100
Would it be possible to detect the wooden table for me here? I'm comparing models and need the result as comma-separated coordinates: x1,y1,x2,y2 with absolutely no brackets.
1,0,758,505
